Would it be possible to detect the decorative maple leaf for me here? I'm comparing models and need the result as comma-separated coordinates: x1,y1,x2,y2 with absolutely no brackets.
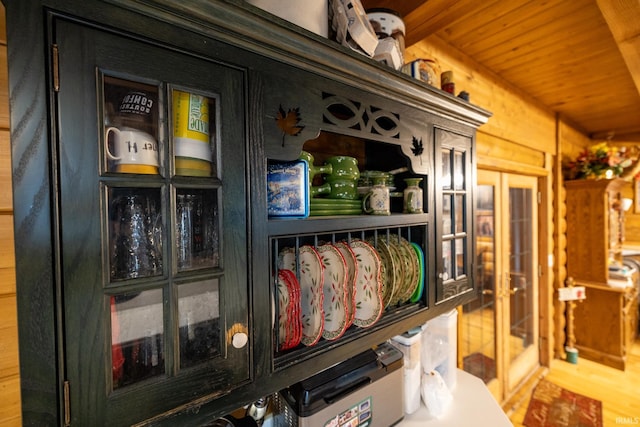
276,105,305,147
411,136,424,165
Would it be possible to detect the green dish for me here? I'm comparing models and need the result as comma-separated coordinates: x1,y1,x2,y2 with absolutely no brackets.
409,242,425,303
309,208,362,216
310,204,362,211
311,198,362,206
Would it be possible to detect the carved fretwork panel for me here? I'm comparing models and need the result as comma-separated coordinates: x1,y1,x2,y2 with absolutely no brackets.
322,93,401,140
319,92,430,175
262,78,431,175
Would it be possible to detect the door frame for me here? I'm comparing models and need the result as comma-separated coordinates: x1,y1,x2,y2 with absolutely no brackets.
470,159,553,400
501,173,539,392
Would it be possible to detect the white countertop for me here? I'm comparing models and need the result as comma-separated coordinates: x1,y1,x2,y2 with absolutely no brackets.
261,368,512,427
398,369,513,427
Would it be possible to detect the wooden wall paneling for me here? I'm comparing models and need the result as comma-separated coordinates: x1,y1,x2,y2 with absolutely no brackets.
0,216,14,271
0,3,19,425
539,153,555,366
559,119,590,159
0,47,7,130
0,376,21,426
0,267,15,296
0,6,4,44
619,182,640,247
554,115,568,360
405,37,557,155
0,295,19,379
0,130,12,211
476,131,546,169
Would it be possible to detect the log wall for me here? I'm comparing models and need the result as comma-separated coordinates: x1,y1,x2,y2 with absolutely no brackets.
0,3,22,426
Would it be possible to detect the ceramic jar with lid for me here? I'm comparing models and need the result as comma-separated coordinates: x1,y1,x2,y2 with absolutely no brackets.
403,177,423,214
366,8,405,55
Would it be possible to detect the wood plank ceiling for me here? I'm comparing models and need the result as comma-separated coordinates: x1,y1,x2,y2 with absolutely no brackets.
363,0,640,142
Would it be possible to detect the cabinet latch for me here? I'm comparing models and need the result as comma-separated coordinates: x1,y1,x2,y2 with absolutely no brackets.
63,380,71,426
52,44,60,92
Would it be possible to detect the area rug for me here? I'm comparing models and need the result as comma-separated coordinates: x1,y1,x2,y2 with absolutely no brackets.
463,352,496,384
523,379,603,427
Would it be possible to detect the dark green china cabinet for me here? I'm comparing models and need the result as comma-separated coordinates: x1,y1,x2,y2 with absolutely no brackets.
5,0,490,425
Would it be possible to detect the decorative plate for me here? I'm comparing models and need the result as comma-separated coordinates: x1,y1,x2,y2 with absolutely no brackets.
333,241,357,328
278,245,325,346
409,242,425,303
367,237,396,308
386,237,406,306
317,243,349,340
349,239,383,328
275,270,291,350
281,269,302,349
392,234,419,303
276,269,302,350
401,236,419,302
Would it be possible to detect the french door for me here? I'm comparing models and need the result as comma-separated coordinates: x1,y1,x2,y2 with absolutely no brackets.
460,169,539,401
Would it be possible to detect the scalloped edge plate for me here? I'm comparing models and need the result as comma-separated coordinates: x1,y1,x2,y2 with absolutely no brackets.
349,239,383,328
278,245,325,346
333,241,357,329
317,243,348,340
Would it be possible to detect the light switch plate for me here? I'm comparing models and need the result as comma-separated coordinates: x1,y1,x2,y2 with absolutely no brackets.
558,286,586,301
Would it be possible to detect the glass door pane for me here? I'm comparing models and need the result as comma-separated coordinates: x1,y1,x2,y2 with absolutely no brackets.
436,128,472,302
172,89,218,177
462,181,498,387
175,188,220,271
508,187,535,363
103,77,161,176
505,175,539,392
178,279,221,368
111,289,165,389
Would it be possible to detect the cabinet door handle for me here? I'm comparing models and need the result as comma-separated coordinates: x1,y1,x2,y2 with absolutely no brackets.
232,332,248,349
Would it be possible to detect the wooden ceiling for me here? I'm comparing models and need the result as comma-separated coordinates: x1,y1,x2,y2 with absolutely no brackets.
363,0,640,142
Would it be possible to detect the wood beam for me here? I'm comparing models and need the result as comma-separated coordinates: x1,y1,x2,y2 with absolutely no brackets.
592,130,640,143
596,0,640,96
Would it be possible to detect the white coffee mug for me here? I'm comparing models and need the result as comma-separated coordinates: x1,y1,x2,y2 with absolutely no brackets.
106,126,159,174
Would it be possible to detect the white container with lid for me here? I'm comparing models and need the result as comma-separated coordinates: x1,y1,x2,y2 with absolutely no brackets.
421,309,458,391
391,328,422,414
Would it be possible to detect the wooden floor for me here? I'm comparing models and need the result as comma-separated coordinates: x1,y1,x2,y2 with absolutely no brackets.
507,339,640,426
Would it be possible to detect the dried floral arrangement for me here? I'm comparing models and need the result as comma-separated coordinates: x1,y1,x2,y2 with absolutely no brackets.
564,142,635,180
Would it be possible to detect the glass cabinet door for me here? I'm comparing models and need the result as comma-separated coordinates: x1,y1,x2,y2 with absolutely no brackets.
435,128,474,302
55,19,248,424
